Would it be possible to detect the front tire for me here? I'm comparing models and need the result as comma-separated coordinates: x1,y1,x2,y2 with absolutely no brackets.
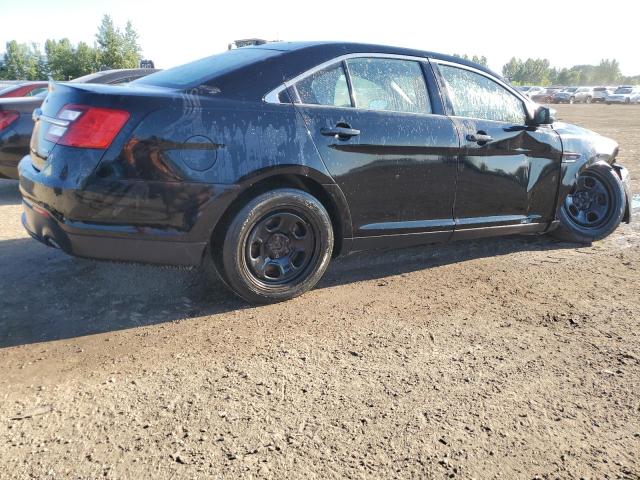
552,166,626,243
569,96,575,104
585,96,592,104
218,189,334,304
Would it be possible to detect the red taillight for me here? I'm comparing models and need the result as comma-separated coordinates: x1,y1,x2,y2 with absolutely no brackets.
45,104,129,149
0,110,19,131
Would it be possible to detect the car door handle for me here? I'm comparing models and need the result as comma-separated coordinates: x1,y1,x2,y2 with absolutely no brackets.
466,132,493,144
320,126,360,139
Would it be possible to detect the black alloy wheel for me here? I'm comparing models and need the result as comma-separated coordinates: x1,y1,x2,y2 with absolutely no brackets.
563,173,612,229
245,211,317,285
216,188,334,303
553,166,626,243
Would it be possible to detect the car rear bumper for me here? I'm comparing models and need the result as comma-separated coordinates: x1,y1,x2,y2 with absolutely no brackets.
18,153,241,267
21,196,207,266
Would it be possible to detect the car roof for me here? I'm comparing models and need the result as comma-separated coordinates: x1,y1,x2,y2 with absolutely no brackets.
250,41,501,79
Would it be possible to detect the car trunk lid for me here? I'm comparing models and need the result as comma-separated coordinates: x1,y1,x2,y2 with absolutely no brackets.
29,82,178,173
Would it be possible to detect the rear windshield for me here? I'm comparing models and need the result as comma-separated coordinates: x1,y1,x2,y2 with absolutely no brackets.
615,87,632,94
133,48,281,89
70,71,109,83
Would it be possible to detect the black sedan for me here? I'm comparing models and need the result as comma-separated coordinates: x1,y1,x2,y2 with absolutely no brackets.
0,68,158,179
19,42,632,303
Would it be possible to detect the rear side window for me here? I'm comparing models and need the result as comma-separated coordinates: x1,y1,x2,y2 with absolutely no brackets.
439,64,525,124
27,87,47,96
294,63,351,107
346,58,430,114
133,48,280,88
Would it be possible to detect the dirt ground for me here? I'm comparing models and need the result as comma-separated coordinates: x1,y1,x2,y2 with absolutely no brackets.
1,104,639,479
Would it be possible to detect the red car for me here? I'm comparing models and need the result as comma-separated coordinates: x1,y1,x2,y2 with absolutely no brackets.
0,81,48,98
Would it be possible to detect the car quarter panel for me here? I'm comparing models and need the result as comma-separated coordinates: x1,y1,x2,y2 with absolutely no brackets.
21,91,340,249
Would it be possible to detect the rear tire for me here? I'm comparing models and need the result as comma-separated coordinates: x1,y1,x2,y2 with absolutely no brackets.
217,188,334,304
569,96,575,104
585,96,592,104
552,166,626,243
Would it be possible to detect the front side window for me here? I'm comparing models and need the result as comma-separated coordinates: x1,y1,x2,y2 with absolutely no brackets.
294,63,351,107
439,64,525,124
346,58,430,114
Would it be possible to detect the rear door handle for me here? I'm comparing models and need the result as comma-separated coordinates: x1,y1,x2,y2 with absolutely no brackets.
320,126,360,139
466,132,493,144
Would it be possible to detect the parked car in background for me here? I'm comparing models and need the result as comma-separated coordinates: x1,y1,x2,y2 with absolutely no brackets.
0,69,158,180
516,86,545,98
0,80,25,90
552,86,594,104
0,81,49,99
530,86,564,103
593,86,615,103
18,41,631,303
606,86,640,104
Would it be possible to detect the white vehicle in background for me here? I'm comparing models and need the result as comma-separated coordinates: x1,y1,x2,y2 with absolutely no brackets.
593,86,615,103
516,85,545,98
606,86,640,104
552,86,594,104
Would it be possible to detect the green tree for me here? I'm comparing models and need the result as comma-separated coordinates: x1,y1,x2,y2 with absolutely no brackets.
520,58,551,85
95,15,142,69
122,21,142,68
45,38,76,79
502,57,523,82
25,43,47,80
593,59,621,84
96,15,124,68
75,41,100,76
4,41,30,79
471,55,488,67
453,53,488,67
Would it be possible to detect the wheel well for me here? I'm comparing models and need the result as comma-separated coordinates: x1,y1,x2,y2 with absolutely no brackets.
210,174,344,258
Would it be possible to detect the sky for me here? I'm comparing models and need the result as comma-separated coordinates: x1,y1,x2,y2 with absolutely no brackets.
1,0,639,76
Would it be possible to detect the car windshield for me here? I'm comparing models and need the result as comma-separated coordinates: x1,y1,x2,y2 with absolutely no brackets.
614,87,632,94
133,48,281,89
517,86,532,92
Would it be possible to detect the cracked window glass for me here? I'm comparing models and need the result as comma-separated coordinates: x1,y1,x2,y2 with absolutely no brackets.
347,58,431,114
440,64,525,124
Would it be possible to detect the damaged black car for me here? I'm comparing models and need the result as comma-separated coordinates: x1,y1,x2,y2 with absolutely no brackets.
19,42,632,303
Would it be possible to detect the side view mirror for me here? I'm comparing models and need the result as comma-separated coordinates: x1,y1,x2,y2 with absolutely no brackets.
530,105,555,125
